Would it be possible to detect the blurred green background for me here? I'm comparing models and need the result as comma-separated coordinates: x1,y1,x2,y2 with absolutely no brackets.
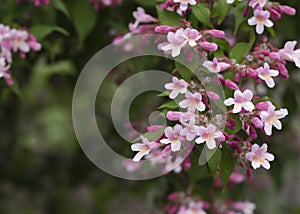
0,0,300,213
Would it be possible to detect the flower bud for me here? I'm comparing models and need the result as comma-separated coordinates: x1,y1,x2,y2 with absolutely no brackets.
166,111,181,121
200,41,218,52
280,5,296,16
255,101,271,111
224,79,239,90
251,117,263,128
205,29,225,38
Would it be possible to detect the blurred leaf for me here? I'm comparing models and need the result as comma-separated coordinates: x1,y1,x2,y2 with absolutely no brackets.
156,6,182,26
157,91,170,97
230,30,255,63
208,149,221,177
70,0,97,43
175,61,193,81
213,0,232,25
30,25,69,40
144,128,164,141
192,4,213,28
135,0,157,7
233,1,248,35
158,100,178,109
51,0,70,18
220,145,235,189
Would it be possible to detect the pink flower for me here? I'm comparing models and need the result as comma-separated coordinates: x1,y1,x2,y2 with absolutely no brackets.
279,41,300,68
160,29,187,57
259,104,288,135
133,7,158,24
179,92,206,112
160,125,184,152
248,9,273,34
184,201,206,214
10,29,30,53
203,58,231,73
224,89,255,113
246,143,275,169
249,0,267,9
181,117,199,141
131,135,159,161
0,57,12,85
255,63,279,88
205,29,225,38
165,77,189,99
195,124,224,149
199,41,218,52
173,0,197,12
233,201,256,214
183,28,201,47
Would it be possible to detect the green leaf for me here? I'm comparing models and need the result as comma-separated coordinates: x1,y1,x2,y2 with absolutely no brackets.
213,0,232,25
233,1,248,35
70,0,97,43
135,0,157,7
157,91,170,97
132,128,164,143
230,30,255,63
51,0,70,18
225,113,242,135
192,4,213,28
213,38,230,52
156,6,182,26
158,100,178,109
208,149,222,176
143,128,164,141
219,145,235,189
175,61,193,81
29,25,69,40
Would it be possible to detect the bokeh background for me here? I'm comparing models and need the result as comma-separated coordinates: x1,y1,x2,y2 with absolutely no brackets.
0,0,299,213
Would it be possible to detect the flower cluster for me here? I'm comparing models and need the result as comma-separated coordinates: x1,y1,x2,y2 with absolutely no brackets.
165,191,256,214
0,24,41,85
159,0,199,15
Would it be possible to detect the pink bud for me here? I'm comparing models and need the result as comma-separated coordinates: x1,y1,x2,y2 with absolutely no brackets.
200,41,218,52
147,125,163,132
248,67,257,78
154,25,174,33
280,5,296,16
224,79,239,90
249,126,257,139
278,63,289,78
269,8,282,19
166,111,181,121
269,52,280,60
205,29,225,38
246,167,252,179
207,91,220,101
180,112,195,122
255,101,271,111
251,117,263,128
183,158,191,171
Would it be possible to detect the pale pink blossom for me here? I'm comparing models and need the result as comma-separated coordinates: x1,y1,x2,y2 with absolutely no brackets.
173,0,197,12
131,135,159,161
246,143,275,169
164,156,183,173
195,124,224,149
160,125,184,152
165,77,189,99
0,57,12,85
249,0,267,9
255,63,279,88
183,28,201,47
160,29,187,57
179,92,206,112
224,89,255,113
279,41,300,68
233,201,256,214
184,200,206,214
181,117,199,141
203,58,231,73
248,9,273,34
259,104,288,135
